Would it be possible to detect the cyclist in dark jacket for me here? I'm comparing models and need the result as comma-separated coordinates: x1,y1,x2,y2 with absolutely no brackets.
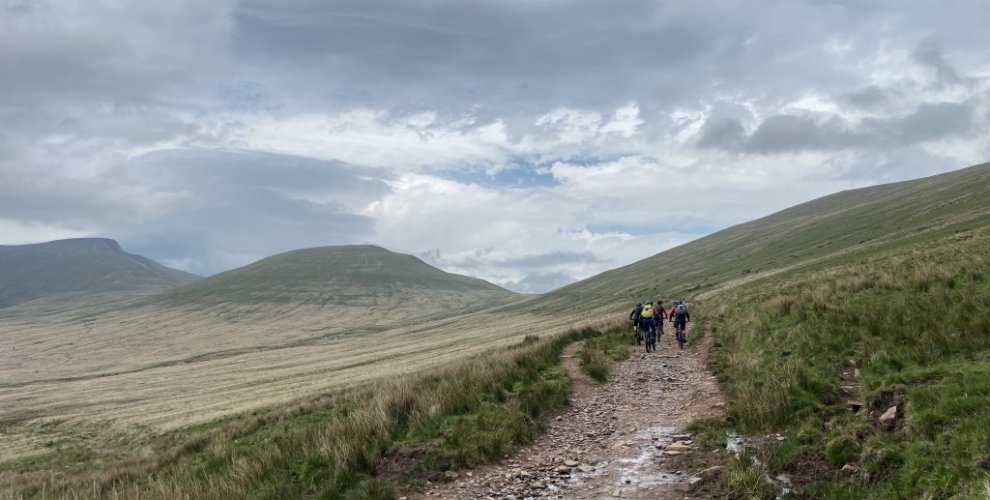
629,303,643,325
629,303,644,345
670,300,690,335
655,300,667,335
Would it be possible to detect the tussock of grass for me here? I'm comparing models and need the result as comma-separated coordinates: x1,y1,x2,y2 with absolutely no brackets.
708,229,990,498
578,332,631,382
724,454,778,499
1,327,614,499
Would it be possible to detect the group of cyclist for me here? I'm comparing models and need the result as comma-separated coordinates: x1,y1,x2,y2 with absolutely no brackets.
628,299,690,352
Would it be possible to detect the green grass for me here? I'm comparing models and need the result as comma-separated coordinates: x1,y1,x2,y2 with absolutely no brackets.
578,331,631,382
704,226,990,498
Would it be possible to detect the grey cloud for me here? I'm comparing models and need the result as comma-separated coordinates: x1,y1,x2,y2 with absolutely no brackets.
747,115,829,153
1,3,230,106
913,42,963,86
872,102,974,145
6,1,988,153
122,188,375,275
0,148,390,275
842,85,890,110
697,119,746,150
702,101,978,154
695,100,756,149
4,2,33,16
230,0,759,113
114,150,390,274
0,153,133,228
129,149,391,204
0,1,232,157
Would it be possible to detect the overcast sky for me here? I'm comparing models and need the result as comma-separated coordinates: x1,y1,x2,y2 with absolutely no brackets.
2,1,989,292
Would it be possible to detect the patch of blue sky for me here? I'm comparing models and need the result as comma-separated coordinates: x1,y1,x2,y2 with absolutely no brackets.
558,153,632,166
441,154,637,188
442,157,560,188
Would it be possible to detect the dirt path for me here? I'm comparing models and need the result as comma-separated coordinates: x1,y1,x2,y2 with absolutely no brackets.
413,323,726,499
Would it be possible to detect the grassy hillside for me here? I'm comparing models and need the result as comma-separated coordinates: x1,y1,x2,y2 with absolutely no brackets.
154,244,510,307
0,238,199,310
0,244,522,388
534,162,990,310
0,243,544,479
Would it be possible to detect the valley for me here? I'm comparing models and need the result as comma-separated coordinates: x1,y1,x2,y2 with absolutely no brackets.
2,163,989,498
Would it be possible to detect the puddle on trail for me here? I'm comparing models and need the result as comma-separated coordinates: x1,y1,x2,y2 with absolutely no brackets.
725,432,793,498
568,425,684,492
726,432,744,455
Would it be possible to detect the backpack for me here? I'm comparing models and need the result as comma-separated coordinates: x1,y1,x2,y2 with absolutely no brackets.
675,303,687,316
641,304,654,318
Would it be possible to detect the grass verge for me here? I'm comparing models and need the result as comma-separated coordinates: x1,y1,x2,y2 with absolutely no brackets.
705,228,990,498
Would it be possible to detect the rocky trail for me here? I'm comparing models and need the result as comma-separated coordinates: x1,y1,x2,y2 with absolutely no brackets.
413,323,727,499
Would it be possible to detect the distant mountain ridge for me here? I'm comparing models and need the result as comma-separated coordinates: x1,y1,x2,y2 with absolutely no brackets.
0,238,199,309
155,244,513,307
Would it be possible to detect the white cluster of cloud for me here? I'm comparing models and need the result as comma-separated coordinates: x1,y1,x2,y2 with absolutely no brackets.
2,0,989,291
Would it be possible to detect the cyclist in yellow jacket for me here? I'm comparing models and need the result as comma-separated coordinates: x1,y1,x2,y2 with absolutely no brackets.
640,300,658,352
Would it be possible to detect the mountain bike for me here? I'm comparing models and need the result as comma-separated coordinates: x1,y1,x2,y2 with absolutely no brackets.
632,324,643,346
645,325,656,352
675,322,686,349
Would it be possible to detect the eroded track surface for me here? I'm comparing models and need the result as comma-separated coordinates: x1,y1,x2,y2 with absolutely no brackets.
414,323,725,499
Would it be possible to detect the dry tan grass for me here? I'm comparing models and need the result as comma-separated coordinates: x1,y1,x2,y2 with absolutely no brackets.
0,435,46,463
1,325,596,499
0,291,614,467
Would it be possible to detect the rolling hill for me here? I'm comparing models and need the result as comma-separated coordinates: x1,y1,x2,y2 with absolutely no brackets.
527,161,990,311
154,244,511,307
0,244,528,433
0,238,199,310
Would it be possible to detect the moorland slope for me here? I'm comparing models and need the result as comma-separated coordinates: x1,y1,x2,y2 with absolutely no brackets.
527,161,990,310
153,244,510,307
0,244,530,435
0,238,198,310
